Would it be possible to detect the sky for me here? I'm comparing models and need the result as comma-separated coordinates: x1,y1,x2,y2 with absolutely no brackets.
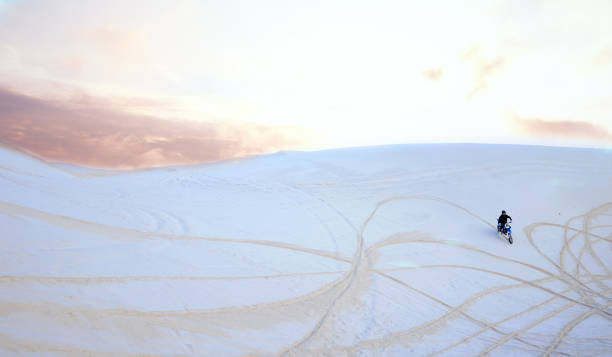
0,0,611,168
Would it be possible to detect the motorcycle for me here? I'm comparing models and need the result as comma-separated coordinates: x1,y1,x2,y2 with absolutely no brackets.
497,219,513,244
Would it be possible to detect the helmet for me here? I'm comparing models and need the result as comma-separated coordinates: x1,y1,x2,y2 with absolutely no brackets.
502,210,506,214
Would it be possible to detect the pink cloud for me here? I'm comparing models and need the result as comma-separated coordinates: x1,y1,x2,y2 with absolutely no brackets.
514,116,612,143
422,68,444,81
85,25,153,66
0,87,313,169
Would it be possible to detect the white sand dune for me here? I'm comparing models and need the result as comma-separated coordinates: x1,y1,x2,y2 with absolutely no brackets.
1,144,611,356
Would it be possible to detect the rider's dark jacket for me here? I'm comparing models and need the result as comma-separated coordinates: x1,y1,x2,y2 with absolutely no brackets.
498,213,512,225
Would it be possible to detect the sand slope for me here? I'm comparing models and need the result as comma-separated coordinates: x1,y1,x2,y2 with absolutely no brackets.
1,144,611,356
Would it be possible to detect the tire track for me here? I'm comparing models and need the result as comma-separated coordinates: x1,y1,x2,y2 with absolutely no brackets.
0,271,347,284
574,205,612,282
564,226,611,295
365,234,572,295
376,265,609,314
3,182,611,355
304,276,555,356
524,201,612,355
372,232,612,305
287,198,612,355
0,335,170,357
280,195,531,355
525,222,611,301
0,200,351,264
279,201,365,356
542,303,611,357
0,273,348,317
0,273,348,355
289,274,612,357
428,279,611,357
480,298,612,356
479,210,612,357
279,194,492,354
294,161,606,190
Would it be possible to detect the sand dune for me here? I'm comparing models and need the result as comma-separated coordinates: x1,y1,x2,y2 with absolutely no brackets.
1,144,611,356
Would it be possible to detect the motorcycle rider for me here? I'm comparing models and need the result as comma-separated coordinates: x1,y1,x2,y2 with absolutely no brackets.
497,210,512,233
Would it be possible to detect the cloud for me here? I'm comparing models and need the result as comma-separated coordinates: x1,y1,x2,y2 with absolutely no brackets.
513,116,612,143
592,45,612,67
463,46,506,100
0,87,314,169
422,68,444,81
86,25,153,66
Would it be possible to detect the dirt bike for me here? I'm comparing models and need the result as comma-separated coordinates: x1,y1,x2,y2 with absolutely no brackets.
497,219,513,244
